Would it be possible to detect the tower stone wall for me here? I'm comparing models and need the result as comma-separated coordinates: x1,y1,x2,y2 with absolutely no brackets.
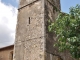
14,0,76,60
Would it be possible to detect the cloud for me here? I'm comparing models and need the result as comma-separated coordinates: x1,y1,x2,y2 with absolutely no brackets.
0,1,18,48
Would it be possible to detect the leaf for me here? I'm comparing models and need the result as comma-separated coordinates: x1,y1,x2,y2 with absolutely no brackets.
48,4,80,59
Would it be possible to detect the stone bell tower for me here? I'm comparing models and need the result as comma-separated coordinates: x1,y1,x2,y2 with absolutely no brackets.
14,0,61,60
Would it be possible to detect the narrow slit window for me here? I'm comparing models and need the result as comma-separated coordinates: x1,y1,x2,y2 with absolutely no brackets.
29,17,30,24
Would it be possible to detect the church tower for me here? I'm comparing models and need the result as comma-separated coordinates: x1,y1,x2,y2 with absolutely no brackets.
13,0,66,60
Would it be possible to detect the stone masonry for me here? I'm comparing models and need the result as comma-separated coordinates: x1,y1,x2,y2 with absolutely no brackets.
14,0,76,60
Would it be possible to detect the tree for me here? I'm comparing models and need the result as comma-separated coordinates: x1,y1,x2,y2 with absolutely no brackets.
48,4,80,60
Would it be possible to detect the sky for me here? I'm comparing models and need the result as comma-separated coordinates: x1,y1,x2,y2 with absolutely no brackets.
0,0,80,48
61,0,80,13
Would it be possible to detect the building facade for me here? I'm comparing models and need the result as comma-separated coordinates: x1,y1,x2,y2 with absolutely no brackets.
14,0,76,60
0,45,14,60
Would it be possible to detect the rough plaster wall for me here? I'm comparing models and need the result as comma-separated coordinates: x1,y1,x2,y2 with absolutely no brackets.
15,0,45,42
44,0,76,60
14,0,45,60
19,0,37,8
44,0,61,60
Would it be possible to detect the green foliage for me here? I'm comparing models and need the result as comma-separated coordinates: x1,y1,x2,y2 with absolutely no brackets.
48,4,80,59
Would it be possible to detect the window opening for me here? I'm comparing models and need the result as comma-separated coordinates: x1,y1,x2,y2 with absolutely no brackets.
29,17,30,24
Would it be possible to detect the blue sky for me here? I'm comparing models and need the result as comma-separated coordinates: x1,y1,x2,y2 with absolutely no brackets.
1,0,80,13
61,0,80,13
1,0,19,7
0,0,80,47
